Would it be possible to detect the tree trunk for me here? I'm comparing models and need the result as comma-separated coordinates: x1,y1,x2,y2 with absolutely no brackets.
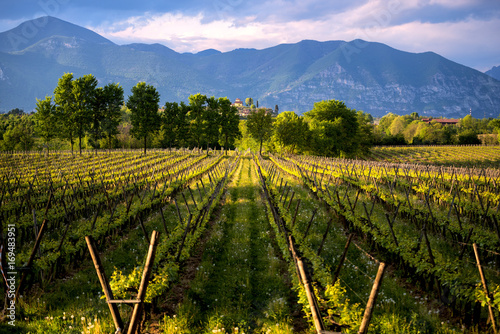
259,138,263,155
144,135,147,155
69,133,74,154
79,135,82,155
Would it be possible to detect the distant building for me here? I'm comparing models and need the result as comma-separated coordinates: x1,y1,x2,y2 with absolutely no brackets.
232,98,274,117
421,118,460,125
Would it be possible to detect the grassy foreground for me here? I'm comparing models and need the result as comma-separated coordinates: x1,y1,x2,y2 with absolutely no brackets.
159,157,298,333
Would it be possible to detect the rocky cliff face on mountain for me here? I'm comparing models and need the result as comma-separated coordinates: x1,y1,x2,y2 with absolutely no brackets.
1,16,499,118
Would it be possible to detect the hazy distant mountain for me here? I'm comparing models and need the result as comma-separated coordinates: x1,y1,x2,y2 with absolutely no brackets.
486,66,500,81
1,16,499,118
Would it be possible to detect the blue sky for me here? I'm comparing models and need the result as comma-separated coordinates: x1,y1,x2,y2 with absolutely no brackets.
1,0,499,71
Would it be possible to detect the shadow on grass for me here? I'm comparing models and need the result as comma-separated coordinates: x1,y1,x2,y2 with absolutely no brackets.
0,323,29,334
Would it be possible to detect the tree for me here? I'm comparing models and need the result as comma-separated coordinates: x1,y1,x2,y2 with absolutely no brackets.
34,96,56,152
489,118,500,144
161,101,190,148
72,74,98,154
389,116,410,136
273,111,309,154
460,115,479,132
378,113,398,135
218,97,241,151
304,100,360,157
416,122,449,145
127,82,161,154
402,120,423,144
246,108,273,155
2,116,34,151
188,93,207,150
204,96,221,154
7,108,24,116
356,111,374,155
245,97,253,107
97,83,124,149
458,129,481,145
54,73,77,153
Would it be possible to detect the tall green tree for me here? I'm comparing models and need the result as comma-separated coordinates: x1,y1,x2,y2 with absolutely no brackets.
356,111,374,155
245,97,253,107
188,93,207,150
34,96,57,152
378,112,398,135
204,96,221,154
72,74,98,154
218,97,241,151
273,111,309,154
127,82,161,154
246,108,273,155
53,73,77,153
96,83,124,149
304,99,359,157
161,101,190,148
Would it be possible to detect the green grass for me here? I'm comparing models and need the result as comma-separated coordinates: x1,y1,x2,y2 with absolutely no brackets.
161,157,295,333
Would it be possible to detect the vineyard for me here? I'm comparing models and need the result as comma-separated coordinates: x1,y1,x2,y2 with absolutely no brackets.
0,149,499,333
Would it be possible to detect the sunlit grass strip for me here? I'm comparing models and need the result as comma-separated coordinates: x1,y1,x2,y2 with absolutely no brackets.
161,157,293,333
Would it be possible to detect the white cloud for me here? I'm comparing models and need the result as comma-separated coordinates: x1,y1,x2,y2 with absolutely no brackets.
358,16,500,69
88,1,500,70
92,12,267,52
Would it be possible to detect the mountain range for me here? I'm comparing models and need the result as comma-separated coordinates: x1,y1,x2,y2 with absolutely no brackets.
0,16,499,118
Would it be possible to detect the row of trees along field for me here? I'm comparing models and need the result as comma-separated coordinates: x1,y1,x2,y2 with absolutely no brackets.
1,73,242,154
1,72,500,156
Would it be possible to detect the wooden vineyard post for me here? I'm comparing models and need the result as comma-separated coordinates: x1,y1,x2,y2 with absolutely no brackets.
291,199,301,227
303,209,318,239
85,236,124,332
181,193,191,216
384,213,399,247
128,230,159,334
176,214,192,262
158,205,169,236
358,262,386,334
87,231,160,334
297,258,325,333
173,198,183,224
332,234,353,285
473,243,497,334
287,191,295,210
317,218,333,256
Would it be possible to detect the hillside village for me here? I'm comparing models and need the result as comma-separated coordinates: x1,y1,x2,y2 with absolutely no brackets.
232,98,274,117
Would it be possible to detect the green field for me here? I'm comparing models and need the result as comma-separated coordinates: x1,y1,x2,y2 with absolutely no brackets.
1,148,499,333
